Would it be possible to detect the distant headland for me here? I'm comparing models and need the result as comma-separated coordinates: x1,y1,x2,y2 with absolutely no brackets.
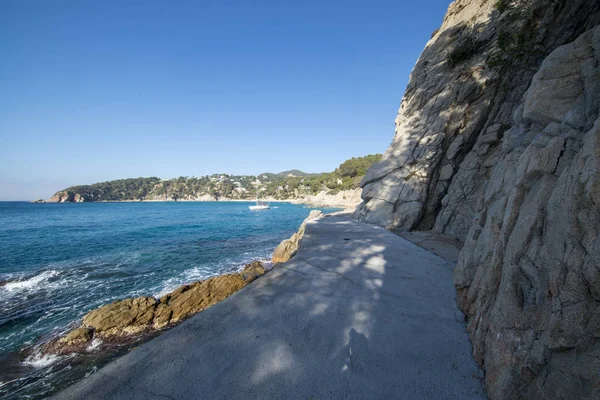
40,154,381,208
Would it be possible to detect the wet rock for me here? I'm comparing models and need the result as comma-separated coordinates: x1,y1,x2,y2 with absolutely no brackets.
41,327,93,355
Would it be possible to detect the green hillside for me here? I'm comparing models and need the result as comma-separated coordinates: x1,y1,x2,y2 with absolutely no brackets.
50,154,382,202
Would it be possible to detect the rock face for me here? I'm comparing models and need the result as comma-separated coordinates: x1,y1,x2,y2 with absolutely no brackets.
456,26,600,399
353,0,600,398
272,210,323,263
48,191,73,202
356,0,600,235
41,262,265,355
48,191,87,202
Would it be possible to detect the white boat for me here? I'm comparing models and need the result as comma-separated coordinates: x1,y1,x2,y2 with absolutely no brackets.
249,181,270,210
249,201,270,211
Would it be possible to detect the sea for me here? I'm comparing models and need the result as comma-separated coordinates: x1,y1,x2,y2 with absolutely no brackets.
0,201,340,398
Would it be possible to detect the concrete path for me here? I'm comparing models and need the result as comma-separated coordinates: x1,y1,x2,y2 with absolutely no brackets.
55,215,485,399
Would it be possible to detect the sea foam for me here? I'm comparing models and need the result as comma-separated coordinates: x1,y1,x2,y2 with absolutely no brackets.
2,270,59,293
22,353,62,369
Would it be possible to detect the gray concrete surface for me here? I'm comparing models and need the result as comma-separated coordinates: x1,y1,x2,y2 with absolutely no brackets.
397,231,464,264
54,215,485,399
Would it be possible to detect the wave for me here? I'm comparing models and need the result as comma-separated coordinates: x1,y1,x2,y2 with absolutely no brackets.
152,271,217,298
1,270,59,293
22,353,63,369
86,339,103,352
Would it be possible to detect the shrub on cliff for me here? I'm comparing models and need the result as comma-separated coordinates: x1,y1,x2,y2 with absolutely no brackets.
447,28,484,68
494,0,512,13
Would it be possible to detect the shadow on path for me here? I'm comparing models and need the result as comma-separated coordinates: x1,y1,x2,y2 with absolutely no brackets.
54,215,485,399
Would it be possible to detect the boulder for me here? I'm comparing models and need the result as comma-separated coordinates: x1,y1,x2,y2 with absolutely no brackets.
152,303,173,330
241,260,266,279
40,327,94,355
154,260,266,325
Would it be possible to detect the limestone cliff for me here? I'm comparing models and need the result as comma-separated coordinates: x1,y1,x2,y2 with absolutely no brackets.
356,0,599,235
355,0,600,398
291,188,362,209
49,191,86,203
456,25,600,400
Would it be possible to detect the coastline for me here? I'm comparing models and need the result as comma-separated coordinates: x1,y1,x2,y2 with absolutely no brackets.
1,207,329,399
34,209,330,362
36,188,363,210
4,260,271,399
52,212,484,399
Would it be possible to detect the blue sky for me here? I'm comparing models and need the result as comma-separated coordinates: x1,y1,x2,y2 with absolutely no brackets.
1,0,451,200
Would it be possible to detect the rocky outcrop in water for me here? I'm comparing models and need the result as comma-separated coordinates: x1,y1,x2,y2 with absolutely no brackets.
272,210,323,264
48,192,86,203
354,0,600,398
42,261,265,355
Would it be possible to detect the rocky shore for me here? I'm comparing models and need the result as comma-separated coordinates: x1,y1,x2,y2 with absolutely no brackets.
21,0,600,397
9,210,330,399
40,191,361,209
31,209,332,363
52,212,484,400
37,261,266,357
272,210,323,264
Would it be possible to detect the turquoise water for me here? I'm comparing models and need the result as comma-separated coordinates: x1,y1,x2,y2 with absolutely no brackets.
0,201,339,397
